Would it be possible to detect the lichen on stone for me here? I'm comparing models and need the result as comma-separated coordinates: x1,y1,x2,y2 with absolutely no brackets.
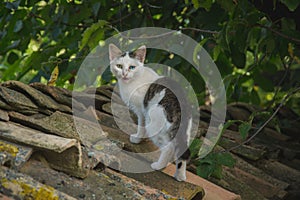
0,141,19,157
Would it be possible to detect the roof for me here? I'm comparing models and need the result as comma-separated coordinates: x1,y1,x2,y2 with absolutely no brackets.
0,80,299,199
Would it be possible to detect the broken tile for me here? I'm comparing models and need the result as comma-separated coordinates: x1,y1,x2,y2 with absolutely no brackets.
0,166,77,200
105,168,178,199
0,86,39,114
20,159,143,200
0,121,78,153
0,109,9,121
8,111,107,144
2,80,71,114
123,168,204,199
0,140,32,168
30,82,86,111
0,121,88,178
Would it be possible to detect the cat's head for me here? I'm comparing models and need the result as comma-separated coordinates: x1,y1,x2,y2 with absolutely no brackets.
109,44,146,83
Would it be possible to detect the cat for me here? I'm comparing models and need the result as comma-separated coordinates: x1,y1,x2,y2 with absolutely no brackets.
109,44,192,181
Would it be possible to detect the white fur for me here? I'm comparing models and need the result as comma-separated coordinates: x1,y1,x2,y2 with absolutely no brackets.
109,44,190,181
186,117,192,146
151,142,175,170
110,47,159,142
172,118,192,181
144,92,176,171
175,160,187,181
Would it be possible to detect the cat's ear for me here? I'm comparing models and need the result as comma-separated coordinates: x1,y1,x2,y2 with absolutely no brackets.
134,45,146,63
109,44,122,61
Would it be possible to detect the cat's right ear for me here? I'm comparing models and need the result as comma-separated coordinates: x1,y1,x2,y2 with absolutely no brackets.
109,44,122,61
134,45,146,63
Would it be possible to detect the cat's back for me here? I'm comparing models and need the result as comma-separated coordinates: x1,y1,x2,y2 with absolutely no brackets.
143,77,192,145
144,77,191,122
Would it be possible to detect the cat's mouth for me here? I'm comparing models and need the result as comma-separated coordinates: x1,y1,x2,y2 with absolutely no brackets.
122,77,130,81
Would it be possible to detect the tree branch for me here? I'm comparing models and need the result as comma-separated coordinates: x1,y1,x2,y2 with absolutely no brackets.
221,86,300,153
256,24,300,44
180,27,219,35
107,24,178,39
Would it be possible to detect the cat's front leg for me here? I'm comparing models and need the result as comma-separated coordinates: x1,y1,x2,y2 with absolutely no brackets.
130,114,145,144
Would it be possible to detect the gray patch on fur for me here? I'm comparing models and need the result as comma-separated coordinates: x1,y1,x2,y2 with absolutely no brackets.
121,51,136,59
177,161,182,169
144,77,192,160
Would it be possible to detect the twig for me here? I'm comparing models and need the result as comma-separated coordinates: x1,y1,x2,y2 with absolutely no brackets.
256,24,300,44
180,27,219,35
267,58,290,109
110,2,149,25
107,24,220,40
107,24,179,39
60,22,89,28
220,86,300,153
144,0,155,26
229,53,266,102
145,2,162,9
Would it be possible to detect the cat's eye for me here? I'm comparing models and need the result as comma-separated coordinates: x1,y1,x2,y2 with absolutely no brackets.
129,65,136,70
116,64,123,69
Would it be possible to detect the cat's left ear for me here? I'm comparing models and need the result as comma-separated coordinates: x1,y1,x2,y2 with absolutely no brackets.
134,45,146,63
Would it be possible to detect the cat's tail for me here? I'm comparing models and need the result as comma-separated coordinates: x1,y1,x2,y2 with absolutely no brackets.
186,117,192,146
174,117,192,181
176,117,192,160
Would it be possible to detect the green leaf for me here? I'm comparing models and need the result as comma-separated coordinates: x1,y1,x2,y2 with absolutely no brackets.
247,27,261,50
216,152,236,168
230,44,246,68
92,2,101,17
281,18,296,32
198,0,214,11
254,73,274,92
247,10,264,24
192,0,200,9
196,163,214,178
216,0,235,12
196,152,235,179
239,122,251,139
280,0,300,11
6,40,21,51
2,58,22,81
266,38,275,54
198,155,214,165
5,0,21,10
258,37,276,55
250,90,261,105
213,45,221,61
220,120,240,134
189,138,202,158
211,164,223,179
13,20,23,33
7,51,19,64
80,20,108,50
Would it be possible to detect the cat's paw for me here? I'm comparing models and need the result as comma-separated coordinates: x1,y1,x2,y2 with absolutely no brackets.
174,172,186,182
151,162,165,170
130,134,142,144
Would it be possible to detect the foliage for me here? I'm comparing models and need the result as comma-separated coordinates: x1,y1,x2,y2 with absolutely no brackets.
190,139,236,179
1,0,300,179
196,152,236,179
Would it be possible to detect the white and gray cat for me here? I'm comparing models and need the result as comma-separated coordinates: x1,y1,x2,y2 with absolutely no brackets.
109,44,192,181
